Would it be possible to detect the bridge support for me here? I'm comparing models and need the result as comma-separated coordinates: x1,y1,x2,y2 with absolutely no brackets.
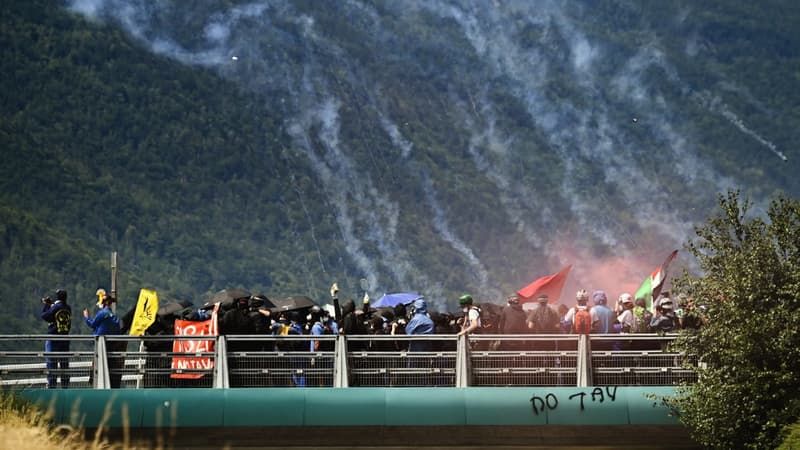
455,334,471,387
333,335,349,387
576,334,593,387
214,336,229,389
93,336,111,389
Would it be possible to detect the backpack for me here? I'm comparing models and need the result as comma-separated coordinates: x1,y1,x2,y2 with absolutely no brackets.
573,307,592,334
467,306,483,333
631,307,653,333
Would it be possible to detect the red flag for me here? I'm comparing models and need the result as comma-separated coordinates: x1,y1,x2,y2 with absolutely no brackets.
517,265,572,304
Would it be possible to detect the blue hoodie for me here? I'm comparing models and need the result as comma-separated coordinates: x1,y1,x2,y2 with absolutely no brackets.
406,299,434,351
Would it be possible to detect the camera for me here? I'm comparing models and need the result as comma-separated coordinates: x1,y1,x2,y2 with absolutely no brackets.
40,296,52,304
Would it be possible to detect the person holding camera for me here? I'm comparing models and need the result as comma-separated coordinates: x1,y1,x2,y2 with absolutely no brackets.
40,289,72,389
84,289,124,387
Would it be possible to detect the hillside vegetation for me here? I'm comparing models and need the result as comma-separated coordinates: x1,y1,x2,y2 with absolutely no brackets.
2,0,799,334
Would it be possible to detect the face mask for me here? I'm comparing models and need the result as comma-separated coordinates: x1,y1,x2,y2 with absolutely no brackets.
462,307,469,313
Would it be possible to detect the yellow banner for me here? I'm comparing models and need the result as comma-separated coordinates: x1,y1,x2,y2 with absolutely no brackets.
129,288,159,336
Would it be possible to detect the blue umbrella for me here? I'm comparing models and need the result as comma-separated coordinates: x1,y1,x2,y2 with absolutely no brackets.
372,293,422,308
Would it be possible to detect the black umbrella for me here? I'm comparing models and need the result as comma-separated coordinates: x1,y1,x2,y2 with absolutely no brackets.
202,288,251,310
268,295,318,313
157,299,194,318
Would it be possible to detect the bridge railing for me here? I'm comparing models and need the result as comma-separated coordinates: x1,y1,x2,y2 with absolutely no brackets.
0,333,695,389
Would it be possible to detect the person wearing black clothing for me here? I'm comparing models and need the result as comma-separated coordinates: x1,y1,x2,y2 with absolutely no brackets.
497,295,528,350
340,299,366,351
40,289,72,389
526,294,561,351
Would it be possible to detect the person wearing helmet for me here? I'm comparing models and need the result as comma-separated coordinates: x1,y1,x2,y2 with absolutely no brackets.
456,294,481,337
616,293,635,333
590,290,616,334
40,288,72,388
561,289,590,331
650,296,677,332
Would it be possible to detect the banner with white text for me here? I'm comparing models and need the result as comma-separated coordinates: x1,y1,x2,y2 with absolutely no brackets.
171,305,218,379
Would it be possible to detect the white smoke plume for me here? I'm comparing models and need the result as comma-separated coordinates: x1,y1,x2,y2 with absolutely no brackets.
62,0,787,305
420,174,499,300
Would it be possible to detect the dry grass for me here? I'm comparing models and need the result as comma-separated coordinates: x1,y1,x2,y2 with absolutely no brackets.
0,390,89,450
0,390,138,450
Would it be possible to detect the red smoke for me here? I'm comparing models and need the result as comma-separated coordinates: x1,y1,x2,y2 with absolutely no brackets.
526,232,681,307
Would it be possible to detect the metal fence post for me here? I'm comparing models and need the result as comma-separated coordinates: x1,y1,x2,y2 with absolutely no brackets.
333,335,349,388
94,336,110,389
576,334,593,387
455,334,471,387
214,335,229,389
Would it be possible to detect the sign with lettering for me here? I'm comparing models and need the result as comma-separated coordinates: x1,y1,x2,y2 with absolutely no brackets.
171,305,218,379
530,386,618,415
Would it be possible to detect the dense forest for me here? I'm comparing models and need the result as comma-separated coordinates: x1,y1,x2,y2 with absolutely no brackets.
1,0,798,334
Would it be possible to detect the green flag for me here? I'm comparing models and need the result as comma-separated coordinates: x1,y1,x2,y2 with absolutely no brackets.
635,250,678,310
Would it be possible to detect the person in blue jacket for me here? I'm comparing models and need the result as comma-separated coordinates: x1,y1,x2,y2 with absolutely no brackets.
405,298,434,352
83,289,121,335
40,289,72,388
83,289,124,387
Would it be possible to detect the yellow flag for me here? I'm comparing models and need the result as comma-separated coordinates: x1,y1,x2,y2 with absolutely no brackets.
129,289,159,336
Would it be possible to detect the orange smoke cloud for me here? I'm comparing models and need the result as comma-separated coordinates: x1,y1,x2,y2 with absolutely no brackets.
529,232,682,307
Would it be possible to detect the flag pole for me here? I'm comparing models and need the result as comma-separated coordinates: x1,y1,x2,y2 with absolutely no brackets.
110,251,118,313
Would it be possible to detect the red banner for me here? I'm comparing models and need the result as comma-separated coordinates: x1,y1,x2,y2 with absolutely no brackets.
171,305,218,379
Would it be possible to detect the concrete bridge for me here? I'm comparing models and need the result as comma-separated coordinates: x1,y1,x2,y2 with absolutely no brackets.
1,334,700,448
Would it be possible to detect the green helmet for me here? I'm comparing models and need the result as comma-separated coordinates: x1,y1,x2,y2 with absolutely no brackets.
458,294,473,306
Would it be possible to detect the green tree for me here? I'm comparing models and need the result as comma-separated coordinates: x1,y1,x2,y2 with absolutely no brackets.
668,191,800,449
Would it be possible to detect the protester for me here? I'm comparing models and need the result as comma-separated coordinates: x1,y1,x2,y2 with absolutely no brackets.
309,305,338,352
526,294,560,350
557,304,570,334
330,283,342,323
307,306,338,387
526,294,560,333
389,303,409,351
589,290,615,350
431,311,457,352
631,297,653,333
497,295,528,350
368,315,394,351
83,289,124,388
456,294,481,337
270,311,306,386
588,291,614,333
563,289,590,333
616,293,635,333
405,298,434,352
340,298,366,351
653,290,673,312
650,297,678,333
40,289,71,389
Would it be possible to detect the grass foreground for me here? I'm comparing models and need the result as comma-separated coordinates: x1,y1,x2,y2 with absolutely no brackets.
0,390,120,450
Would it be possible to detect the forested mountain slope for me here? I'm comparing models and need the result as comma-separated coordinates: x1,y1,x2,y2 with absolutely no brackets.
1,0,798,333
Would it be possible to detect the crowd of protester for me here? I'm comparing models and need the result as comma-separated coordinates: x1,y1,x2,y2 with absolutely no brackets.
38,283,707,388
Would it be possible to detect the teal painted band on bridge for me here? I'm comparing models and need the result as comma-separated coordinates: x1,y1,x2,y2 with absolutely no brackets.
19,387,679,429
